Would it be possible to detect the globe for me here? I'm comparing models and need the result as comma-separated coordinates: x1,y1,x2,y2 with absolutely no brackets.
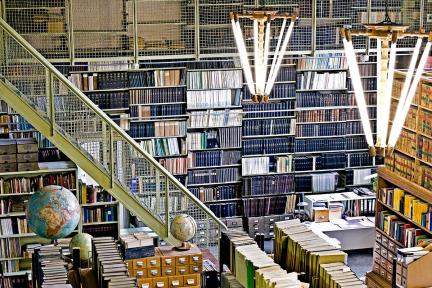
170,214,197,243
69,233,93,261
27,185,80,240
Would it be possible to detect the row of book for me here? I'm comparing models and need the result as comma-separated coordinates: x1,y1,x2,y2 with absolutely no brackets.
347,168,374,186
348,152,374,167
70,72,128,90
346,136,369,150
129,87,185,104
420,83,432,109
187,167,240,185
418,165,432,191
297,72,347,90
386,152,417,182
186,89,241,109
82,206,117,223
187,127,241,150
186,70,243,90
190,185,239,202
1,220,22,257
129,69,184,87
87,91,129,109
0,217,29,236
274,67,297,81
128,121,186,138
242,174,295,196
357,63,377,76
0,173,77,194
0,195,26,214
140,138,187,157
396,130,416,157
419,109,432,137
80,184,115,204
377,210,429,248
160,158,188,175
243,195,296,217
311,172,339,193
242,156,294,176
188,110,242,128
188,150,241,168
243,118,295,136
242,83,296,100
208,202,240,217
295,138,346,152
315,153,346,170
297,109,347,122
296,92,353,107
243,137,293,155
379,187,432,229
295,157,314,171
297,52,347,70
5,115,33,131
243,102,295,119
130,104,186,118
296,123,347,137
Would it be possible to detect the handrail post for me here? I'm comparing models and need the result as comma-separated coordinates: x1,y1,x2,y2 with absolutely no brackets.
109,126,114,189
133,0,139,66
165,178,170,238
46,69,55,136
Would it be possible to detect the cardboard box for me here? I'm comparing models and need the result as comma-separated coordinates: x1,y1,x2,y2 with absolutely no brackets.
0,154,17,164
17,153,38,163
313,207,329,222
0,140,16,155
0,163,17,172
16,139,38,154
17,162,39,171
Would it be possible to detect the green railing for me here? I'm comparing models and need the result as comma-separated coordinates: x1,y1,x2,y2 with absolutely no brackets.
0,17,226,250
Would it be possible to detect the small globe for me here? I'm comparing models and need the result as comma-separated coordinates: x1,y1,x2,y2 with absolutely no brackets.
69,233,93,261
170,214,197,242
27,185,80,240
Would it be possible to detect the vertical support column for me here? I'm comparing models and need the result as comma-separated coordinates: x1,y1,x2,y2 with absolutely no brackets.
376,39,389,148
1,0,8,66
109,126,114,189
67,0,75,64
194,0,200,59
165,178,170,238
133,0,139,66
420,0,425,29
155,170,161,221
366,0,372,51
311,0,317,54
46,69,55,136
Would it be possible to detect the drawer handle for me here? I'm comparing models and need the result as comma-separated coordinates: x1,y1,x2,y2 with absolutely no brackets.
137,261,144,267
141,284,150,288
165,259,172,265
137,271,144,276
179,258,186,264
165,269,172,275
179,269,186,274
192,256,199,262
157,282,165,288
172,281,180,287
150,270,158,276
187,279,195,285
150,260,157,266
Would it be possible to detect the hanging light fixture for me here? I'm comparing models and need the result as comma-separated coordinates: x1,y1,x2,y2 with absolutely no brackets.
341,1,432,157
230,10,297,103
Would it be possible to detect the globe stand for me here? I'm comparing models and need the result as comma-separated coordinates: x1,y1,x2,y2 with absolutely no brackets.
175,242,192,251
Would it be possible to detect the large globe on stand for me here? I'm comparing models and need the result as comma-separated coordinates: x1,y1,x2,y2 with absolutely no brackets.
69,233,93,261
170,214,197,250
27,185,80,240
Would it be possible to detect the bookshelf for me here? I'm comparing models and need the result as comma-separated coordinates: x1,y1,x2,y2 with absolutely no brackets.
385,70,432,191
241,63,297,223
294,52,380,194
366,166,432,287
186,67,243,219
0,166,78,282
78,181,120,238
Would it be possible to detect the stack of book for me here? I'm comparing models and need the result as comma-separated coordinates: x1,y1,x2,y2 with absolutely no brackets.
274,219,367,287
32,246,68,288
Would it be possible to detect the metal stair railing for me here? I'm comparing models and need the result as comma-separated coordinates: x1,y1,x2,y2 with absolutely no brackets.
0,17,226,252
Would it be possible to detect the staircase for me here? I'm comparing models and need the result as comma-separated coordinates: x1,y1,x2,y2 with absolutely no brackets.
0,18,226,251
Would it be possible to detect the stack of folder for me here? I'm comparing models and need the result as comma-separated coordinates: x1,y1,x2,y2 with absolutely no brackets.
319,263,366,288
221,230,308,288
274,219,364,288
